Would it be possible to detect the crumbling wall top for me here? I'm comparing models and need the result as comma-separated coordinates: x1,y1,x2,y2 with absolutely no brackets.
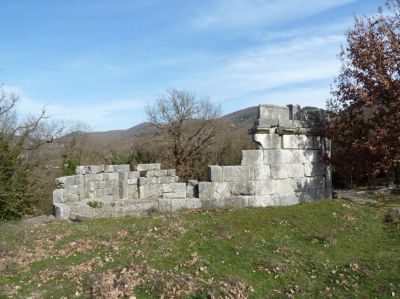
250,104,327,136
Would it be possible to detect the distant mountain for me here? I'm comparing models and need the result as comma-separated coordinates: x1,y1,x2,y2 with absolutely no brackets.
90,106,258,138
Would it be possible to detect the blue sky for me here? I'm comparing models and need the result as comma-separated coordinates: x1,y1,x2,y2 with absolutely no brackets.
1,0,382,131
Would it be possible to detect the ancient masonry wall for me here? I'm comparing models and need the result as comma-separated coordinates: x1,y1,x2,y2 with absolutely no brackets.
53,104,332,220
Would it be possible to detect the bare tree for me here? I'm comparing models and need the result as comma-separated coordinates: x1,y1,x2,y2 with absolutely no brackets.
146,89,220,179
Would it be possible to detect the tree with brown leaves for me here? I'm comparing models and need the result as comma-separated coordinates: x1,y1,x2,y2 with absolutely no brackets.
327,0,400,187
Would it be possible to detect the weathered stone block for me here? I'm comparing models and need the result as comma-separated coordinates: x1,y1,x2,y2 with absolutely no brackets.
94,188,112,198
159,176,178,184
274,179,301,194
129,171,140,179
241,150,263,166
213,182,230,199
166,169,176,176
53,189,65,203
55,175,78,188
271,164,304,179
254,180,274,196
259,104,289,121
198,182,214,199
208,165,223,182
272,193,300,206
230,181,255,196
282,135,322,150
170,198,201,212
53,203,71,220
127,178,138,185
222,166,250,182
89,182,99,192
304,163,326,177
253,133,281,150
136,163,161,171
158,198,171,212
139,184,162,199
162,183,186,199
103,172,119,181
114,164,130,172
84,173,103,183
248,196,274,207
99,180,112,189
250,165,271,181
105,165,115,172
304,176,326,190
264,149,302,165
64,185,80,200
146,170,161,177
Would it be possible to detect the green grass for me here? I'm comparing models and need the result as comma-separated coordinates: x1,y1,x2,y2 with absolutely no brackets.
0,198,399,298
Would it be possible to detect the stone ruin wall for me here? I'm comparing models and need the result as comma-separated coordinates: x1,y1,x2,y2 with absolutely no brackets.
53,104,332,220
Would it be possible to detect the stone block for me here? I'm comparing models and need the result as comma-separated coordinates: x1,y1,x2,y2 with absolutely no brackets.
282,135,322,150
166,169,176,176
139,184,162,199
199,182,214,199
230,181,255,196
136,163,161,171
241,150,263,166
138,177,147,185
129,171,140,179
264,149,296,165
105,165,115,173
84,173,103,183
170,198,201,212
94,188,112,198
254,180,274,196
272,193,300,206
208,165,223,182
304,176,326,190
102,172,118,181
250,165,271,181
222,166,250,182
213,182,230,199
53,203,71,220
146,170,161,177
55,175,78,188
162,183,186,199
114,164,130,172
127,178,138,185
159,176,178,184
304,163,326,177
64,185,80,201
259,104,289,121
253,133,281,150
118,172,130,180
248,196,274,207
53,189,65,203
89,182,100,192
274,178,302,194
99,180,112,189
271,164,304,179
158,198,172,212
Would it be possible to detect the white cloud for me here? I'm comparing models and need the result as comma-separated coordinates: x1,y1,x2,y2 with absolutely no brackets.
192,0,356,31
174,33,343,109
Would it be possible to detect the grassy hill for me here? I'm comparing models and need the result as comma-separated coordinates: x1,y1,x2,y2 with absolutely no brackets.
1,197,399,298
